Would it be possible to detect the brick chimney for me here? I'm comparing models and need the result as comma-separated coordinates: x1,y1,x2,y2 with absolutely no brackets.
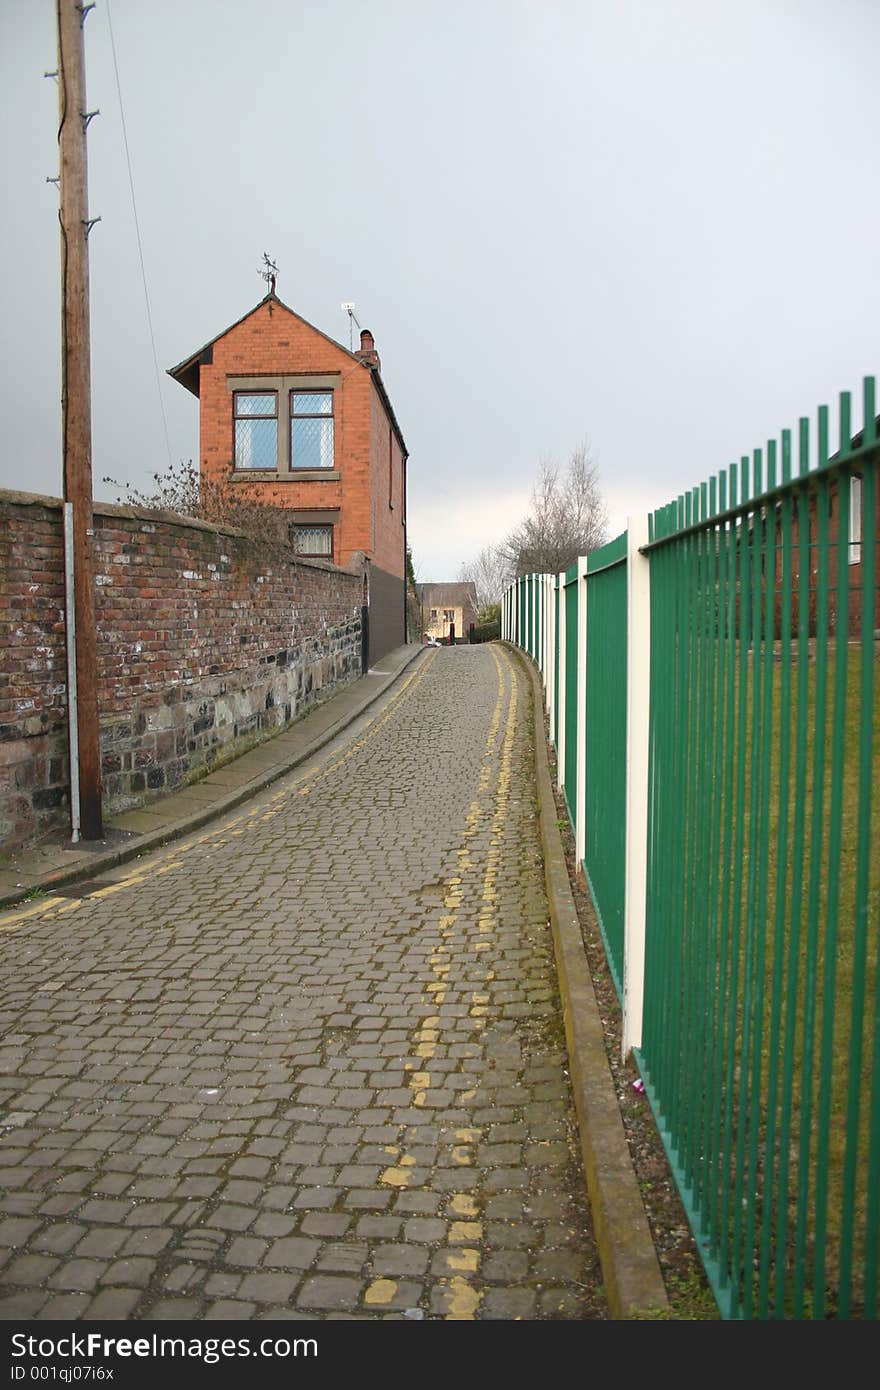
355,328,380,371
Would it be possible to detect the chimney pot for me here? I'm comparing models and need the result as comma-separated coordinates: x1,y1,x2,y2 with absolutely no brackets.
355,328,380,371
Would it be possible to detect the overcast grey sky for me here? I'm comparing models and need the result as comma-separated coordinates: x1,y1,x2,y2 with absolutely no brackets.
1,1,878,581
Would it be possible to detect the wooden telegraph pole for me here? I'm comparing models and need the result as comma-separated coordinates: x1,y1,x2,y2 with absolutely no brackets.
57,0,102,839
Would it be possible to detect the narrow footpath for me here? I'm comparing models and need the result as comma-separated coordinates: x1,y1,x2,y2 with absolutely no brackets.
0,645,605,1320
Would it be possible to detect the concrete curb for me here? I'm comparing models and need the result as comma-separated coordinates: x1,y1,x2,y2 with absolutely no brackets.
506,642,669,1320
0,646,426,911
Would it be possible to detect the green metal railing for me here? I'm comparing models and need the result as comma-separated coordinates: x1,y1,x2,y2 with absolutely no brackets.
641,384,878,1320
563,564,579,825
503,376,879,1319
554,575,561,744
583,534,628,993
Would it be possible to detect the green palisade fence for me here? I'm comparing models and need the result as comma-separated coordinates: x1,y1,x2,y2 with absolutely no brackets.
517,580,522,648
563,565,579,826
505,376,879,1319
554,575,561,743
530,574,536,658
583,534,628,994
533,573,540,664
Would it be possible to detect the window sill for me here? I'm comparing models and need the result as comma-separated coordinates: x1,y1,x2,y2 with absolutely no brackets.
230,471,340,483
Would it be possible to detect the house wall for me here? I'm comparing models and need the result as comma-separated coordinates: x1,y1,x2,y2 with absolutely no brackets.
368,565,405,665
366,380,406,660
197,299,375,565
369,380,406,581
0,490,361,851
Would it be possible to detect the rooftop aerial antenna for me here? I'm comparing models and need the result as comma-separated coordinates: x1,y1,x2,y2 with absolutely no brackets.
260,252,278,296
341,301,361,351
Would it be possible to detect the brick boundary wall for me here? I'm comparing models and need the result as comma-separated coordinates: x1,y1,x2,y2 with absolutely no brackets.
0,490,362,851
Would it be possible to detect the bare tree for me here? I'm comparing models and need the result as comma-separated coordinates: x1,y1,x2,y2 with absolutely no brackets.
503,442,608,576
458,544,511,613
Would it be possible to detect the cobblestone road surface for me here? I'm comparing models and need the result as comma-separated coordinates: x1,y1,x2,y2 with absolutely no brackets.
0,646,604,1320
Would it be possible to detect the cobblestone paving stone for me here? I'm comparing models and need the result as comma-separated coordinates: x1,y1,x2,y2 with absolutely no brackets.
0,646,605,1320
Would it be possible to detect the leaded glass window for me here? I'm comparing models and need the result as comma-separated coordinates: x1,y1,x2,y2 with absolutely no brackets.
234,392,278,470
291,524,333,557
291,391,334,470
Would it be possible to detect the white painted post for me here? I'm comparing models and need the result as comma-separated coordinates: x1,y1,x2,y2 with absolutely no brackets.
521,577,525,651
575,555,589,867
518,577,523,649
556,570,566,787
544,576,553,717
530,574,536,659
539,574,545,679
622,515,652,1059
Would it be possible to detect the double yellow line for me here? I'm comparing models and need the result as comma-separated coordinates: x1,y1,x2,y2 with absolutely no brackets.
372,644,521,1319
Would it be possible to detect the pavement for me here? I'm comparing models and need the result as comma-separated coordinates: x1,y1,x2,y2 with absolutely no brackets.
0,642,664,1320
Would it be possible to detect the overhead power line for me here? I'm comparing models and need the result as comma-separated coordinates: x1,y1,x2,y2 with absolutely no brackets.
106,0,172,468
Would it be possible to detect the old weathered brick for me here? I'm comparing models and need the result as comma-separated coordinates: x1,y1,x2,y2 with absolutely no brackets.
0,492,362,850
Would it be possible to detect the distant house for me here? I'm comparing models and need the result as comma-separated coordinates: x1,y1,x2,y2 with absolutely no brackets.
169,292,409,663
769,420,880,639
418,582,479,644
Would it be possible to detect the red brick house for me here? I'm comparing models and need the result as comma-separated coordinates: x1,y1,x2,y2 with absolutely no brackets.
769,420,880,638
169,292,409,663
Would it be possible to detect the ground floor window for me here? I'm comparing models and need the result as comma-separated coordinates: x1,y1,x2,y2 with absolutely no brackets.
291,524,333,558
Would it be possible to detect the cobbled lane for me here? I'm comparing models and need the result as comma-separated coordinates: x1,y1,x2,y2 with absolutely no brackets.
0,646,604,1320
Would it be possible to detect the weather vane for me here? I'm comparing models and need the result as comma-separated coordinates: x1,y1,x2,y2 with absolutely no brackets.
259,252,278,295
